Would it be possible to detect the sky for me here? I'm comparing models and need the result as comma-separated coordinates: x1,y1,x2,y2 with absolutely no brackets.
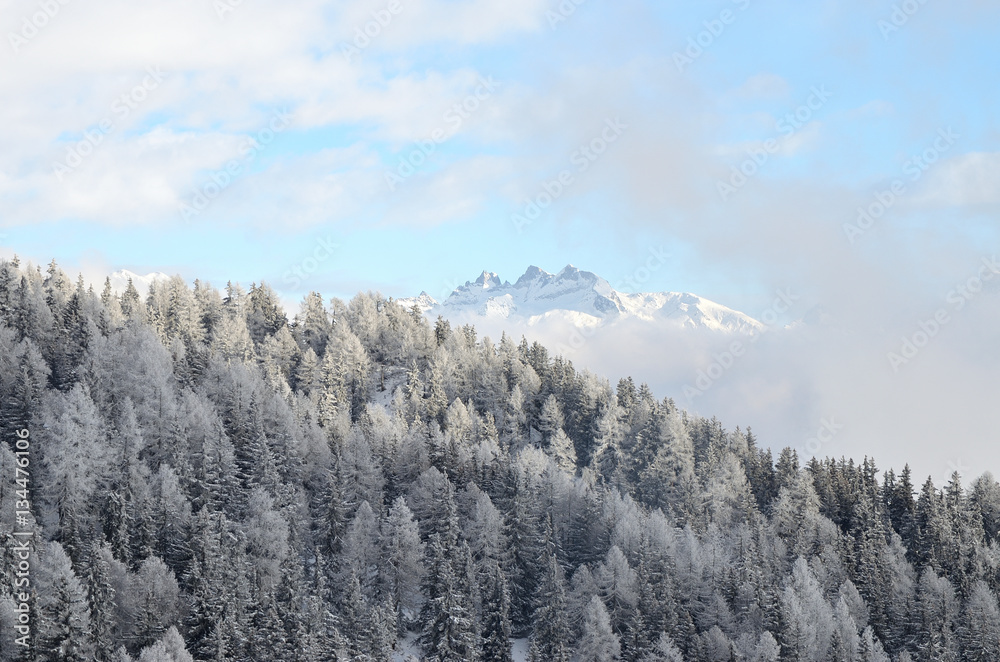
1,0,999,483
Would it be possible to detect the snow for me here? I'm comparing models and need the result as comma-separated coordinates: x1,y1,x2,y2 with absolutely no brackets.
369,367,407,409
106,269,171,295
399,265,763,335
512,638,530,662
392,633,421,661
391,635,530,661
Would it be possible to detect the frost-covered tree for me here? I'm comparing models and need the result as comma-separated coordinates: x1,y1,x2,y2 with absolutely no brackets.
35,541,93,662
3,257,1000,662
380,496,426,630
780,557,833,661
957,581,1000,662
479,558,513,662
531,552,571,662
639,632,685,662
576,595,620,662
637,411,697,524
135,627,194,662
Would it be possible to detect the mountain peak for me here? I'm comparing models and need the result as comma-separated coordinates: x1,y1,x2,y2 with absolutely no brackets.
514,265,551,287
472,270,503,289
397,264,762,334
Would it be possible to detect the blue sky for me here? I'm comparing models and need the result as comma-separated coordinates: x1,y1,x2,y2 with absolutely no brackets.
2,0,999,479
1,0,996,307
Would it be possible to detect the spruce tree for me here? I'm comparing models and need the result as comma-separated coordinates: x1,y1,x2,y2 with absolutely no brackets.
531,552,571,662
479,558,513,662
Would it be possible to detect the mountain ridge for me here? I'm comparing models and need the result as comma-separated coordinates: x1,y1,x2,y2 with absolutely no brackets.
399,264,763,334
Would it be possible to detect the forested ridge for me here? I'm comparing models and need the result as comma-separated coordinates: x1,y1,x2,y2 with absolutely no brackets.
1,257,1000,662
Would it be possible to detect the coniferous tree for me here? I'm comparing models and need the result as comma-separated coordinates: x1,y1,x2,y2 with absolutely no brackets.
531,551,571,662
577,595,621,662
380,496,426,632
35,541,94,662
479,558,513,662
3,258,1000,662
420,534,478,662
957,580,1000,662
638,632,685,662
637,411,698,524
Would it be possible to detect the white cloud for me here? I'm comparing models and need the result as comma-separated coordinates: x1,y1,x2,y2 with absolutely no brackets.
846,99,895,119
913,152,1000,207
731,73,790,99
0,0,549,229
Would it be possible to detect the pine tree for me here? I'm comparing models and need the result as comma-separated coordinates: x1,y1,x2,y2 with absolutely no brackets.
637,411,697,524
859,626,891,662
914,568,959,662
380,496,426,632
595,545,638,641
420,534,478,661
913,476,950,571
830,596,861,662
479,558,513,662
957,581,1000,662
886,465,917,546
35,541,94,662
135,626,195,662
120,277,145,323
638,632,685,662
85,543,119,658
295,292,331,356
531,552,571,662
779,557,833,661
548,428,578,473
576,595,621,662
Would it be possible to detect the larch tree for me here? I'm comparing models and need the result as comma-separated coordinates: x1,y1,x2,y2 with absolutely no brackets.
957,580,1000,662
576,595,621,662
34,541,94,662
380,496,426,632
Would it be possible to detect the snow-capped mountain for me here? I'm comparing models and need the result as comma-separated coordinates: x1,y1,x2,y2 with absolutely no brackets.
107,269,172,295
399,265,763,334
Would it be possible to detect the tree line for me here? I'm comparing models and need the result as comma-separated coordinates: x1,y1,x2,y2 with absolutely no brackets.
1,257,999,661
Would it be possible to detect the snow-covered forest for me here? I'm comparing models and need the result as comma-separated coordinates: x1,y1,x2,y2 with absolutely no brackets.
2,257,1000,662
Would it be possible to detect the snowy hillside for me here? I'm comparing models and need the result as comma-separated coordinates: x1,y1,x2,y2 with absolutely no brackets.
398,264,763,334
